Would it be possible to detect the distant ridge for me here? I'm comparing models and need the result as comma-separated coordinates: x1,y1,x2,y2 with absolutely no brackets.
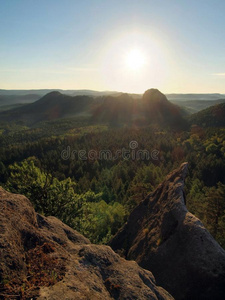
1,89,225,112
0,89,187,128
167,93,225,101
0,89,119,97
1,88,225,100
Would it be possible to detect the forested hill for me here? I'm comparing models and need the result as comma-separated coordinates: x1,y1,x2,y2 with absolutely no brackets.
189,102,225,127
93,89,187,128
0,92,94,124
0,88,187,128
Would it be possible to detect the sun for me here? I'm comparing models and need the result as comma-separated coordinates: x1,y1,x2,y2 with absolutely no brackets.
125,49,146,71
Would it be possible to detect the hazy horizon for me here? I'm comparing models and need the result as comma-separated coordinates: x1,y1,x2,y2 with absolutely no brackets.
0,88,225,96
1,0,225,93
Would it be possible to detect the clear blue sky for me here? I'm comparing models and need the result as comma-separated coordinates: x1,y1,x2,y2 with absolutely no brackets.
1,0,225,93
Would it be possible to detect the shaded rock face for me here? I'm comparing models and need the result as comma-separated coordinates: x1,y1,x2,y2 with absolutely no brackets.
110,163,225,300
0,187,173,299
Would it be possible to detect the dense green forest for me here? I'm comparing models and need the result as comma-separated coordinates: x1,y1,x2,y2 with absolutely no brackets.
1,114,225,248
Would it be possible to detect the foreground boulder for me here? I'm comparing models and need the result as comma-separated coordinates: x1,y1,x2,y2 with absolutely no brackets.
0,187,173,299
110,163,225,300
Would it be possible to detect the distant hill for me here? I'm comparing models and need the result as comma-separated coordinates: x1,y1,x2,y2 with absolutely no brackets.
92,93,135,125
0,92,94,125
142,89,187,127
0,89,188,129
93,89,187,128
189,102,225,127
0,89,119,107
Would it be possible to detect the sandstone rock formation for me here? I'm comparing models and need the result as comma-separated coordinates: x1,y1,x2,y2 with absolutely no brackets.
0,187,173,299
110,162,225,300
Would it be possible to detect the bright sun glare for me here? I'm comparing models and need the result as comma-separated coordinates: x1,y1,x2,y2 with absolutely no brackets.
125,49,146,71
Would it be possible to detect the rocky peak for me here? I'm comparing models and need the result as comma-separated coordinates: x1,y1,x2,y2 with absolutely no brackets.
110,163,225,300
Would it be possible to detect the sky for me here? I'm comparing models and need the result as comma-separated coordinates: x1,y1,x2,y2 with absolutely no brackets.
1,0,225,93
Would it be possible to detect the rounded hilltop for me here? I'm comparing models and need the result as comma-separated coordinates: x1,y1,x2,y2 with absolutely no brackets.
142,88,169,104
